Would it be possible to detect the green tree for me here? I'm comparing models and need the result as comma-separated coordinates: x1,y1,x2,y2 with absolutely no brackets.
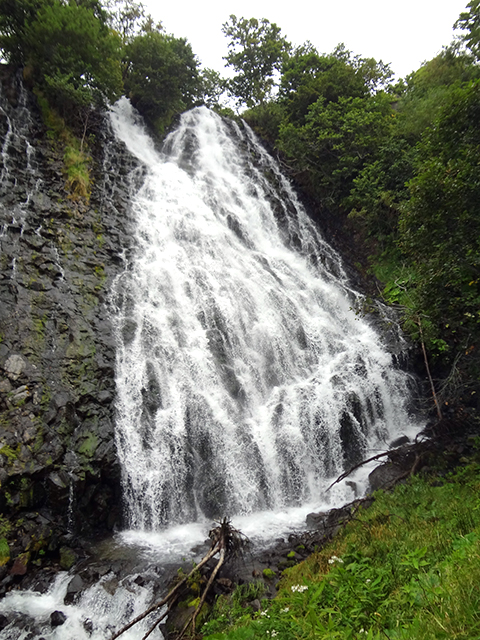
104,0,146,41
274,44,393,211
123,30,200,134
278,92,392,208
26,1,122,110
399,80,480,371
396,46,480,140
280,45,364,126
222,15,291,108
279,43,391,126
197,67,226,109
455,0,480,58
0,0,123,116
0,0,54,65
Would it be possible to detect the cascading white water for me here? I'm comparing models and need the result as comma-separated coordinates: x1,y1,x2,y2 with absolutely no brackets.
110,99,417,532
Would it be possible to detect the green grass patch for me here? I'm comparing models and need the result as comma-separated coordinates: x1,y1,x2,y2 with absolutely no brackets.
0,538,10,566
64,144,91,199
201,582,267,637
34,89,91,200
203,463,480,640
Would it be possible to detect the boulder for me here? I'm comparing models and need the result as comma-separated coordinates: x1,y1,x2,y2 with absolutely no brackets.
368,462,406,492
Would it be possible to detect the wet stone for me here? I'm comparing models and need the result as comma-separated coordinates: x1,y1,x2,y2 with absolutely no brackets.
50,610,66,627
64,574,85,604
389,435,411,448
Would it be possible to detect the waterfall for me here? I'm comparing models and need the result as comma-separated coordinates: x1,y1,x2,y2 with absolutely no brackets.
110,99,417,532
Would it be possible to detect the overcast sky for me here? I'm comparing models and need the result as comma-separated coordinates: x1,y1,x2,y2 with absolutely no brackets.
143,0,469,80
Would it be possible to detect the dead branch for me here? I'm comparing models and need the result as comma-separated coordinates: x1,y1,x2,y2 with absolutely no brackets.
111,518,249,640
141,606,170,640
178,546,226,640
416,316,442,420
326,450,391,492
110,542,221,640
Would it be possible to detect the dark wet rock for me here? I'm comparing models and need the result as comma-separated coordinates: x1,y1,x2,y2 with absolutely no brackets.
0,66,138,587
389,435,411,448
64,573,85,604
10,552,30,576
249,598,261,612
84,618,94,634
50,610,67,626
306,503,353,538
368,462,407,492
102,576,119,596
345,480,358,496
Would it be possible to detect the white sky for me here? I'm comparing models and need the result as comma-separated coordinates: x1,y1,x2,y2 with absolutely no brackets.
144,0,469,80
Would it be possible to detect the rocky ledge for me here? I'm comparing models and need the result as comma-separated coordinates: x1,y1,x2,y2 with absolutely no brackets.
0,66,143,587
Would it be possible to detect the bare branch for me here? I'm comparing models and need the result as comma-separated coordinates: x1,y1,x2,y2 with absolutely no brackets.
326,450,391,492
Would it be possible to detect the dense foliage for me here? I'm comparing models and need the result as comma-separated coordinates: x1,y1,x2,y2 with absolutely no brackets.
123,30,199,133
0,0,209,134
0,0,123,115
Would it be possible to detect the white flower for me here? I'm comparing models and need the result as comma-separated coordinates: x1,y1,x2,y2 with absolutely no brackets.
280,607,290,613
291,584,308,593
271,632,278,638
366,579,371,584
328,555,344,564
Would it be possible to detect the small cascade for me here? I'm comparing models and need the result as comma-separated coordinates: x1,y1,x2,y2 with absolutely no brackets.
109,99,419,532
0,571,164,640
0,112,13,185
0,72,45,281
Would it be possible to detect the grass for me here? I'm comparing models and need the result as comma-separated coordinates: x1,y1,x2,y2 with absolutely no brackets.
201,461,480,640
63,144,91,199
34,89,91,200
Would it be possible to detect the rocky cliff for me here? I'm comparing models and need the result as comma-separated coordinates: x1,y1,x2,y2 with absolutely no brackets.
0,66,141,582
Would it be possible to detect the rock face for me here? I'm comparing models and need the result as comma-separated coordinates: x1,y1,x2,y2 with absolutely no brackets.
0,66,141,577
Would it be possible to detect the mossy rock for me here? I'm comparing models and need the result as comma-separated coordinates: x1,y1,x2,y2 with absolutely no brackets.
59,545,76,570
77,432,98,457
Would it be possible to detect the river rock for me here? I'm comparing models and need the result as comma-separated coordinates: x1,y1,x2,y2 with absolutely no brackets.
389,435,411,448
64,574,85,604
368,462,406,492
50,610,67,627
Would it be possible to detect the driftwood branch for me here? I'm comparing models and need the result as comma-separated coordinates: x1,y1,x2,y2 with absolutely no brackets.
325,450,391,492
110,542,220,640
141,606,170,640
177,546,226,640
111,518,249,640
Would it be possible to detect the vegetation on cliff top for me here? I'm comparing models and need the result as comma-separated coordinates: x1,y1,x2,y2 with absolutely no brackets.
0,0,220,198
